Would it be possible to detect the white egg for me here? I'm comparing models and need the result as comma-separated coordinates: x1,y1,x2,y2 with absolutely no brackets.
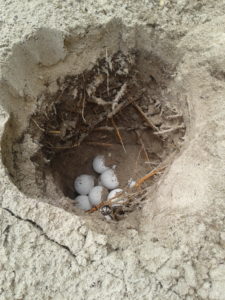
107,188,127,207
74,174,94,195
75,195,92,211
89,186,108,206
93,155,109,174
100,169,119,190
107,188,123,200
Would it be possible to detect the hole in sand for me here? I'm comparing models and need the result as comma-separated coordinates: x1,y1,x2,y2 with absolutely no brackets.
1,24,187,223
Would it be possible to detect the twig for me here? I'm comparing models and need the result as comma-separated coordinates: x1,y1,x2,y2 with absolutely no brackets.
135,130,150,162
75,94,142,150
111,117,126,153
86,142,114,147
87,190,139,213
81,74,86,123
88,188,148,214
45,142,79,149
132,145,143,179
86,74,104,97
112,83,127,110
108,93,142,119
81,97,86,123
153,125,185,135
48,131,89,150
165,114,183,120
133,103,159,131
31,118,45,132
124,190,148,210
89,96,111,106
144,161,159,166
134,166,166,188
48,130,61,134
105,48,110,96
102,84,121,95
54,85,68,103
94,125,148,132
52,103,57,116
94,126,123,132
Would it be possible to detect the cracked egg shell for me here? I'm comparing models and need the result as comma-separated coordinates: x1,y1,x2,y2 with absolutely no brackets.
100,169,119,190
74,174,95,195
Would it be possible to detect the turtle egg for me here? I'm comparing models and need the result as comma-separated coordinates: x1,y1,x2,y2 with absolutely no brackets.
93,155,109,174
75,195,92,211
107,188,127,207
74,174,94,195
100,169,119,190
89,186,108,206
107,188,123,200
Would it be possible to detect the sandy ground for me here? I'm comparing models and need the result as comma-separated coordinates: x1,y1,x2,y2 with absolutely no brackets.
1,1,225,299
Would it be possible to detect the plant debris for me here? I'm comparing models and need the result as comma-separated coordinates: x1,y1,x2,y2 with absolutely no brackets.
88,165,166,221
24,50,186,220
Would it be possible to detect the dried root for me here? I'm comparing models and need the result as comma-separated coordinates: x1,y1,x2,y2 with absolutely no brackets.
133,103,159,131
112,83,127,110
87,165,166,219
111,117,126,153
154,124,185,135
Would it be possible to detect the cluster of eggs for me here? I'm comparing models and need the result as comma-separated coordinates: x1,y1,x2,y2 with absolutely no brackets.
74,155,123,211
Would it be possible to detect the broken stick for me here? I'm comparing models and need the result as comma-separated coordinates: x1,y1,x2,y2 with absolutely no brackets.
134,166,166,188
153,124,185,135
133,103,159,131
111,117,126,153
135,130,150,162
86,142,114,147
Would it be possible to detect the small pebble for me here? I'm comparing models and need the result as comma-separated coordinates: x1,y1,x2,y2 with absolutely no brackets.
100,205,112,215
74,174,95,195
75,195,92,211
100,169,119,190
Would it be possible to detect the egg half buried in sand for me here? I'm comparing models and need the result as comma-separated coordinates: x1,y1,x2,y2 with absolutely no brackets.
100,169,119,190
89,186,108,206
107,188,123,200
74,174,95,195
107,188,127,207
75,195,92,211
93,155,109,174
